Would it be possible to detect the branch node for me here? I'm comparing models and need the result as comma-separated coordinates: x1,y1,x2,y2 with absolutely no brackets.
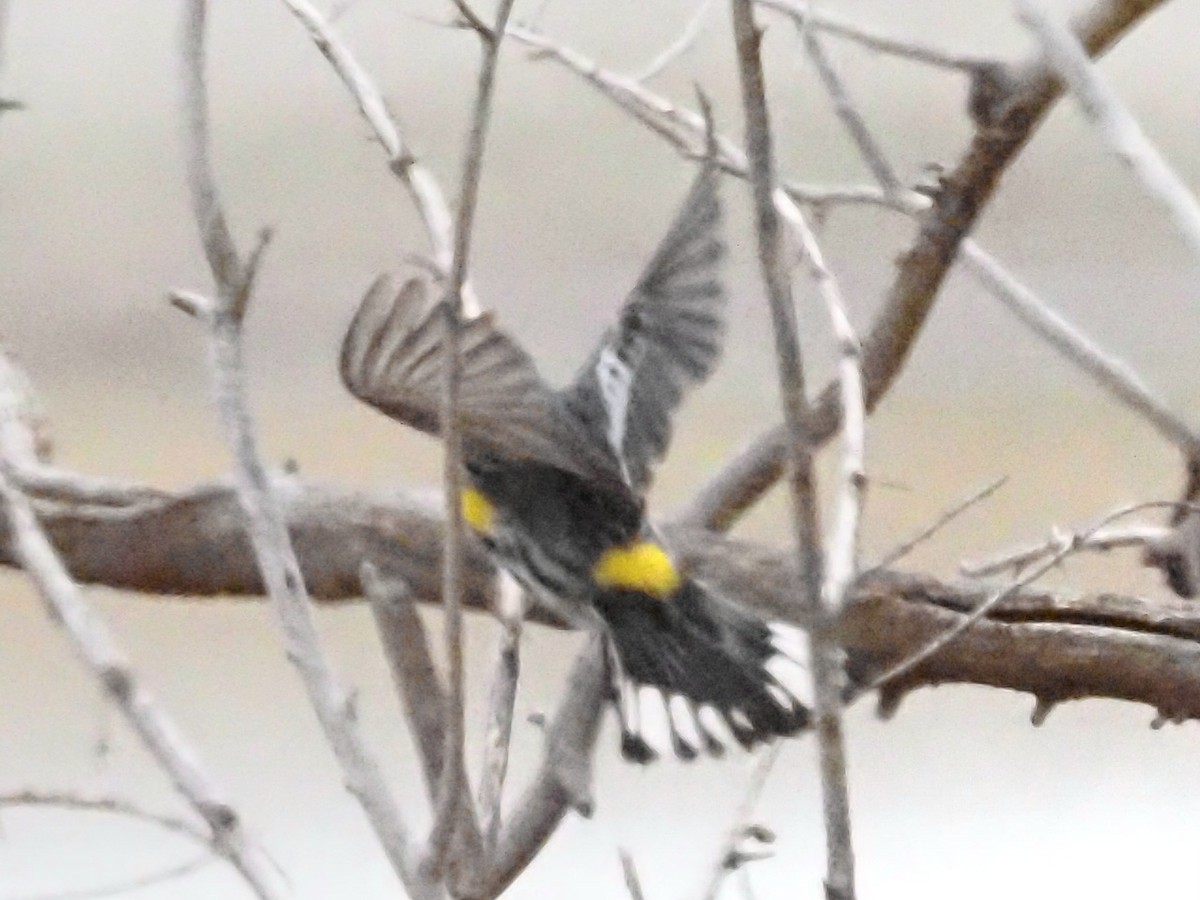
169,289,215,320
1030,696,1056,727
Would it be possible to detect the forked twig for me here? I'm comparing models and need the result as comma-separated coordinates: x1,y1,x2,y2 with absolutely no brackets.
176,3,430,894
873,501,1184,692
758,0,987,72
698,743,782,900
1016,0,1200,267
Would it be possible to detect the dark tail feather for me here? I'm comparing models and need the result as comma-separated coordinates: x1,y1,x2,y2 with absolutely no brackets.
594,581,811,763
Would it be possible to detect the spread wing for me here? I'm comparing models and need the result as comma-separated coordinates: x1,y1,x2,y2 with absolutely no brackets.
340,276,622,484
561,162,726,493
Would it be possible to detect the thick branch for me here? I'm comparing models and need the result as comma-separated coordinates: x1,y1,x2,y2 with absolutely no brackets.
3,476,1197,719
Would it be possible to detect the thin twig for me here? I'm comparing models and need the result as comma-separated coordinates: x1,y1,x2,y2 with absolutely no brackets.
698,744,781,900
871,501,1183,692
482,639,608,897
423,0,518,879
757,0,987,71
959,242,1200,458
477,572,525,859
177,4,431,894
618,848,648,900
772,194,866,616
728,1,855,896
1016,0,1200,267
276,0,480,314
0,792,215,900
0,789,209,848
362,564,449,796
635,0,716,82
799,25,903,198
962,512,1177,580
865,476,1008,575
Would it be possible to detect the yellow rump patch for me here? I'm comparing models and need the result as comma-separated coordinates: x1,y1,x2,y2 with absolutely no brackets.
592,541,681,599
460,487,496,535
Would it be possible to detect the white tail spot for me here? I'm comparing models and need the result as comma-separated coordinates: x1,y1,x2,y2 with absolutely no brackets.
765,655,811,706
668,694,703,755
637,685,674,758
768,622,809,665
698,704,735,750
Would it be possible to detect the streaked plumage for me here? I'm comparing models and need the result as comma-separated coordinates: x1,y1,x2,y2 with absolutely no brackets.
341,161,812,761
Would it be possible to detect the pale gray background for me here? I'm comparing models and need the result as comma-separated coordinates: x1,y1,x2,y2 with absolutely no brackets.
2,1,1199,897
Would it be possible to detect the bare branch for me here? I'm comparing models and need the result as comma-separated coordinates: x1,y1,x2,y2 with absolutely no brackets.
635,0,716,82
728,1,855,895
618,848,648,900
478,573,525,859
698,744,782,900
482,639,607,897
0,789,211,849
757,0,987,72
871,501,1181,694
0,791,215,900
865,476,1008,575
2,471,1200,721
961,505,1179,579
957,244,1200,457
0,406,286,897
1016,0,1200,266
276,0,480,313
421,0,518,882
799,25,903,198
362,563,449,796
177,4,430,893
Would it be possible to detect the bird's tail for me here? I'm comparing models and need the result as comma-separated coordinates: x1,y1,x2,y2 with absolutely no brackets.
593,580,811,762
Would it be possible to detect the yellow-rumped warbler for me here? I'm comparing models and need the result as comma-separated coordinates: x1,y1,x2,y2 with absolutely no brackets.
340,163,810,762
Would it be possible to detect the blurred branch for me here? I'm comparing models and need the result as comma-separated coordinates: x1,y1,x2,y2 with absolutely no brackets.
482,639,608,897
1016,0,1200,266
0,0,22,117
728,1,855,896
635,0,715,81
0,369,286,899
478,573,525,860
1,469,1199,719
699,744,781,900
422,0,517,881
957,245,1200,458
176,3,431,894
870,502,1178,694
619,848,648,900
277,0,480,313
757,0,988,72
961,508,1176,580
866,477,1008,575
0,791,216,900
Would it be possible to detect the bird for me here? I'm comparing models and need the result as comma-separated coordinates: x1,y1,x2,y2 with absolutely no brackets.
339,161,811,762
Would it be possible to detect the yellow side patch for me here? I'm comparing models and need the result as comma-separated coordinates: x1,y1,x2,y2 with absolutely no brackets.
460,487,496,535
592,541,681,599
